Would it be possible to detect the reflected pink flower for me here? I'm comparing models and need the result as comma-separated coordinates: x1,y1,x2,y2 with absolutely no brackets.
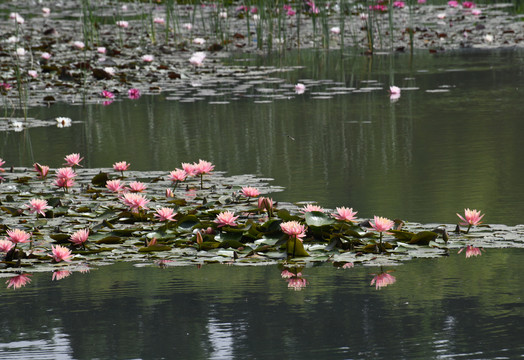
128,181,147,192
7,229,31,244
280,221,307,240
141,54,154,62
300,204,325,213
371,272,396,289
241,186,260,198
295,83,306,94
457,208,484,233
128,88,141,99
52,270,72,281
101,90,114,99
458,245,483,258
370,215,394,233
6,274,32,289
332,207,358,222
106,179,126,193
0,240,14,253
287,277,308,290
418,0,426,3
182,162,197,176
26,198,51,216
120,193,150,213
214,211,239,227
281,269,297,278
64,153,83,167
33,163,50,179
169,169,187,182
70,229,89,246
342,262,354,269
155,207,176,222
73,41,85,49
51,245,72,262
116,20,129,28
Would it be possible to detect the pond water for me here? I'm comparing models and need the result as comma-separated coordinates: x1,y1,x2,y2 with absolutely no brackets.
1,248,523,359
3,48,524,226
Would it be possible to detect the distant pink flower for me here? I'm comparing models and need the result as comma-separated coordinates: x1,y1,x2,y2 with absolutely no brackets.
106,179,125,193
113,161,130,175
52,270,72,281
193,38,206,45
189,52,206,66
458,245,483,258
28,70,38,78
55,167,77,188
73,41,85,49
6,229,31,244
332,207,358,222
330,26,340,35
194,159,214,175
5,274,32,289
120,193,150,213
0,240,14,253
26,198,51,216
280,221,307,240
306,1,319,14
101,90,114,99
214,211,239,227
370,215,395,233
70,229,89,246
389,86,401,95
54,177,75,190
295,83,306,94
51,245,72,262
462,1,475,8
471,8,481,15
241,186,260,198
417,0,426,3
42,7,51,15
371,272,396,289
300,204,325,213
169,169,187,182
153,17,165,24
182,162,197,176
64,153,83,167
448,0,459,7
155,207,176,222
393,1,405,8
116,20,129,28
141,54,154,62
182,23,193,31
33,163,50,179
0,158,4,172
437,12,446,19
97,47,106,54
128,181,147,192
128,88,141,99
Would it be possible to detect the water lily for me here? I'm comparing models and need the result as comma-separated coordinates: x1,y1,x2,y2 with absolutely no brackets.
194,159,214,189
370,215,395,245
332,207,358,222
241,186,260,198
154,207,176,222
214,211,239,227
141,54,154,62
393,1,405,8
0,240,14,253
64,153,83,167
457,208,484,233
280,221,307,240
70,229,89,247
448,0,459,7
120,193,150,213
113,161,130,176
300,204,325,213
193,38,206,45
101,90,114,99
28,70,38,78
128,88,141,99
153,17,165,25
370,272,396,289
97,47,106,54
26,199,51,217
106,179,126,193
51,245,72,262
189,52,206,67
330,26,340,35
73,41,85,49
33,163,50,179
116,20,129,28
295,83,306,94
128,181,147,192
7,229,31,244
56,117,72,128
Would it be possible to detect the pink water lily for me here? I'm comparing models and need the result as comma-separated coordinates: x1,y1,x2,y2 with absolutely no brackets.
106,179,126,193
6,229,31,244
214,211,239,227
113,161,130,176
458,245,483,258
280,221,307,240
241,186,260,198
300,204,325,213
26,198,51,216
101,90,114,99
169,169,187,182
33,162,50,179
120,193,150,213
128,181,147,192
52,245,72,262
370,215,395,245
70,229,89,246
332,207,358,222
457,208,484,233
116,20,129,28
0,240,14,253
154,207,176,222
64,153,83,167
295,83,306,94
181,162,197,177
128,88,141,99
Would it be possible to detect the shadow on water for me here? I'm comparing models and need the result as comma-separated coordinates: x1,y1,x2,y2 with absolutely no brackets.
2,48,524,225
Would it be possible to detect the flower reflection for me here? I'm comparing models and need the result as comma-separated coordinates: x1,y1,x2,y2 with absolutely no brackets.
281,267,308,291
370,270,396,290
52,270,72,281
458,245,484,258
6,273,32,289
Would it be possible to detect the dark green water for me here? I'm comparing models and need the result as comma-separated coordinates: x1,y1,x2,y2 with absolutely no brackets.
1,248,523,359
3,49,523,225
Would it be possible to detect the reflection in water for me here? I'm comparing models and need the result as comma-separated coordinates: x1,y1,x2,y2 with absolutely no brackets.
5,273,32,289
370,269,397,290
281,266,308,290
458,245,485,258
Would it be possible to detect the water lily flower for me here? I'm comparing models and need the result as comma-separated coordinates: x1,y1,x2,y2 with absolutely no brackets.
457,208,484,233
16,48,26,57
165,188,174,198
73,41,85,49
295,83,306,94
181,163,197,177
193,37,206,45
5,274,32,289
214,211,239,227
106,179,126,193
281,270,297,278
104,67,115,76
51,245,72,262
128,88,141,99
169,169,187,183
141,54,154,62
448,0,459,7
7,229,31,244
52,270,72,281
116,20,129,28
54,167,77,191
306,1,319,14
28,70,38,78
300,204,325,213
33,163,50,179
280,221,307,240
64,153,83,167
10,12,25,24
42,7,51,16
462,1,475,8
0,240,14,253
113,161,130,176
153,17,165,24
101,90,114,99
437,12,447,19
56,117,72,127
128,181,147,192
189,52,206,67
393,1,405,8
370,215,395,244
219,11,228,19
97,47,106,54
26,199,51,216
154,207,176,222
485,34,493,42
332,207,358,222
120,193,150,213
371,272,396,289
330,26,340,35
471,8,482,15
182,23,193,31
389,86,401,95
241,186,260,198
70,229,89,246
418,0,427,4
258,197,274,217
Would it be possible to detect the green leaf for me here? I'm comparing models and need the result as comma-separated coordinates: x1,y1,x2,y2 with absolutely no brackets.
95,236,123,244
138,245,172,252
286,237,309,257
277,209,301,222
91,172,109,187
408,231,438,245
177,215,200,231
305,211,335,227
